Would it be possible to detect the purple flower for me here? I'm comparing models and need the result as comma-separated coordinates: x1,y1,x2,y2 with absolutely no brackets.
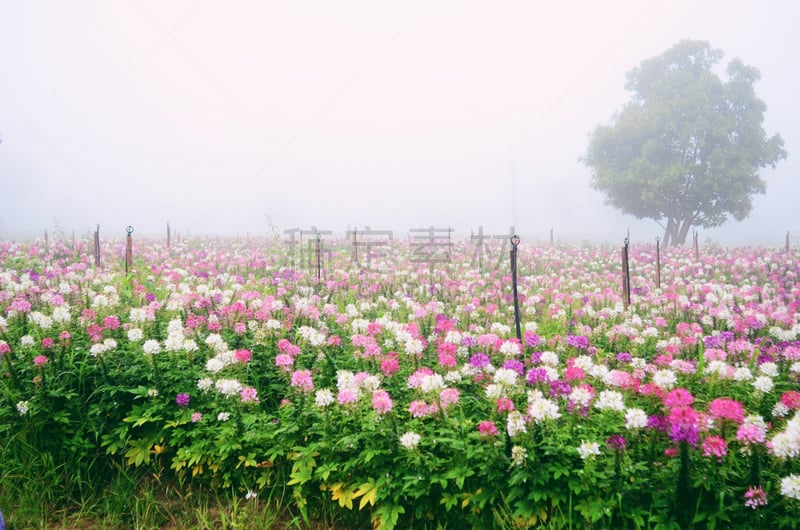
616,352,632,363
549,379,572,398
503,359,525,375
526,368,551,384
176,393,190,407
606,434,628,452
524,332,542,348
565,335,589,349
470,353,490,369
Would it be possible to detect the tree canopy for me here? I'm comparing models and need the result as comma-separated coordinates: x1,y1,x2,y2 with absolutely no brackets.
582,39,786,246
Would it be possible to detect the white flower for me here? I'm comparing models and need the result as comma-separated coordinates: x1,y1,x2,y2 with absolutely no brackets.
624,408,649,430
540,351,560,366
506,410,528,437
197,377,213,392
733,367,753,382
773,402,791,418
90,343,106,356
20,335,34,347
780,474,800,501
147,388,159,398
205,357,225,373
420,374,445,393
752,375,774,393
52,306,71,324
569,387,593,408
577,440,601,460
499,341,521,356
527,396,562,424
510,445,528,467
315,389,335,407
127,328,143,342
759,362,779,377
493,368,519,387
16,400,30,415
400,431,421,450
245,490,258,500
215,378,243,397
594,390,625,412
652,369,677,390
217,412,231,422
142,339,161,355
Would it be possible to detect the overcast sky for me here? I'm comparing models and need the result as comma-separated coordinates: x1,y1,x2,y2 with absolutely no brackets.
1,0,797,245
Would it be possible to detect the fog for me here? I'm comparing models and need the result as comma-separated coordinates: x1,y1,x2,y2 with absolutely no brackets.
1,1,798,246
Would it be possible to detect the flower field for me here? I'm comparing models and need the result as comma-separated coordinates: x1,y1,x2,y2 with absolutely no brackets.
1,236,799,529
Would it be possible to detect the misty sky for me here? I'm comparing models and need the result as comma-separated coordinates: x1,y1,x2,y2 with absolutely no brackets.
1,1,798,245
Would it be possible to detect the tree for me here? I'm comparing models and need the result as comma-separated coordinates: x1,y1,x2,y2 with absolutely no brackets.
582,39,786,246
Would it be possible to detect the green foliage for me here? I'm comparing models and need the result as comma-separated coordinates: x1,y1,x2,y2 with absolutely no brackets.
583,39,786,246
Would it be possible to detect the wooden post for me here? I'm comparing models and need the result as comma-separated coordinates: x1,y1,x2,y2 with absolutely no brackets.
125,226,133,274
655,236,661,290
94,224,101,267
550,226,554,245
510,235,522,346
694,230,699,262
621,238,631,308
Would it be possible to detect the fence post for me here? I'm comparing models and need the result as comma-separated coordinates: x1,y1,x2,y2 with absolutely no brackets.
621,238,631,309
125,226,134,274
94,224,101,267
510,235,522,346
694,230,699,262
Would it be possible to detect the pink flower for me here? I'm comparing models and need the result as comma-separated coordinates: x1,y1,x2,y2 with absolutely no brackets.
326,335,342,346
744,485,768,509
664,388,694,409
275,353,294,371
409,400,438,418
478,420,499,437
337,388,358,405
290,370,314,393
103,315,121,330
380,355,399,377
240,386,259,402
191,412,203,423
780,391,800,410
496,397,515,412
234,322,247,335
737,423,766,445
701,435,728,461
33,355,49,367
234,349,252,364
708,398,745,424
372,390,393,414
439,388,460,409
41,337,55,349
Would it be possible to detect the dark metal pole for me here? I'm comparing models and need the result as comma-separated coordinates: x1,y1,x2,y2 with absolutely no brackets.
622,238,631,308
510,235,522,345
94,223,101,267
125,226,134,274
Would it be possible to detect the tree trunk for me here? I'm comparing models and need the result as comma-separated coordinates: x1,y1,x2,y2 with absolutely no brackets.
662,218,680,248
675,219,693,246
